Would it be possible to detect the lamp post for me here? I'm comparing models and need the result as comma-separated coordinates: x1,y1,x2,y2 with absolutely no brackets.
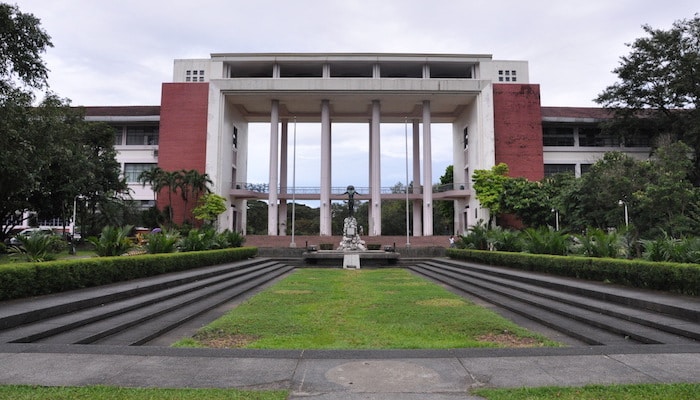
551,208,560,231
618,199,629,227
72,195,85,236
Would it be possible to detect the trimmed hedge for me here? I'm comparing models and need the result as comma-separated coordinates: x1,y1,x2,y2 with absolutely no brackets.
446,249,700,296
0,247,258,301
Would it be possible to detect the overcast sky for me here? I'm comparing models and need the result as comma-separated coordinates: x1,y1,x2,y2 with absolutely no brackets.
16,0,700,196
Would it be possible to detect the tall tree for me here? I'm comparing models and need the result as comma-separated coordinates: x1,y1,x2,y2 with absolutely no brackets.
0,3,52,94
595,14,700,182
472,163,509,227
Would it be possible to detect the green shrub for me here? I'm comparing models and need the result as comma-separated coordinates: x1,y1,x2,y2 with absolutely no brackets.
487,226,523,252
145,228,180,254
7,233,66,262
572,228,625,258
0,247,259,301
88,225,134,257
520,226,570,255
458,220,489,250
179,228,216,252
218,229,245,248
447,248,700,296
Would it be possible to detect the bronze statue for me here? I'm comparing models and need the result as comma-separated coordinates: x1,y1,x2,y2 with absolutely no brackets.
343,185,357,217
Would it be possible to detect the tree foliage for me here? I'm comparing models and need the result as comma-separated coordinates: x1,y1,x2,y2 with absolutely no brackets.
472,163,509,226
595,14,700,181
0,3,52,93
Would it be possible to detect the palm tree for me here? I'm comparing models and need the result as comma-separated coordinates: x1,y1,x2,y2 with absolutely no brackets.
179,169,213,223
161,170,182,224
138,166,165,202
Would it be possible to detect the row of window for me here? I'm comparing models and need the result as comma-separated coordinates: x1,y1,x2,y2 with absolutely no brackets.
544,164,593,177
497,70,517,82
123,163,157,183
114,125,159,146
542,125,652,147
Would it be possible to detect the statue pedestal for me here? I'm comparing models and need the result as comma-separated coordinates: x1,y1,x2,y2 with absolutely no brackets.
337,217,366,251
343,253,361,269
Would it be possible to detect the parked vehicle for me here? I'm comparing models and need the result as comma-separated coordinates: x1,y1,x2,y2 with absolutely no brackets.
9,228,59,246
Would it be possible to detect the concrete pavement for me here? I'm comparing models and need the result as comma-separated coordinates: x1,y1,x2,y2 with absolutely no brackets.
0,343,698,399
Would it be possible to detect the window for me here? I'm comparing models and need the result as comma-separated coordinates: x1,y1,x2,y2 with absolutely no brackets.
544,164,575,176
126,125,159,145
232,126,238,149
124,163,157,183
498,70,517,82
543,126,575,146
113,127,123,145
463,127,469,149
579,127,619,147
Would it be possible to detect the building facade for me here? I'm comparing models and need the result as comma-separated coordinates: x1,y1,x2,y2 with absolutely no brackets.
84,53,650,237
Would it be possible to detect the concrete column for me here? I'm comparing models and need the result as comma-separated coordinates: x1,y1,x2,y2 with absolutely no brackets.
367,121,373,234
412,119,422,236
320,99,332,236
279,119,288,235
370,100,382,236
267,100,279,235
422,100,433,236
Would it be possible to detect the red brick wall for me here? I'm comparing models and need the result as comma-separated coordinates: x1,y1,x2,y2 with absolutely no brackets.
492,84,544,181
157,83,209,224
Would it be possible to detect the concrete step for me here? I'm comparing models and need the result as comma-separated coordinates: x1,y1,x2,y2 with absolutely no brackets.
13,263,290,345
0,257,272,330
434,258,699,322
410,262,698,345
420,261,700,341
409,265,630,345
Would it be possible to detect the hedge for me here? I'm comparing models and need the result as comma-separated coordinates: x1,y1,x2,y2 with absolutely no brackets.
0,247,258,301
446,249,700,296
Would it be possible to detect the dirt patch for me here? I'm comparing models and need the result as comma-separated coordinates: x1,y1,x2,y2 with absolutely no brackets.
416,298,465,307
477,331,543,348
274,290,313,295
194,332,260,349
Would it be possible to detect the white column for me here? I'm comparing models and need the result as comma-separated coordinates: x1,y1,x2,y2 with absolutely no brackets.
367,121,373,235
422,100,433,236
370,100,382,236
412,119,422,236
267,100,279,235
279,119,288,236
320,99,332,236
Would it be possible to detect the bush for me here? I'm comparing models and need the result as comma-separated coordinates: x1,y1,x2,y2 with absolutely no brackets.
447,248,700,296
572,228,625,258
88,225,134,257
0,247,259,301
144,228,180,254
7,233,66,262
520,227,570,255
218,229,245,248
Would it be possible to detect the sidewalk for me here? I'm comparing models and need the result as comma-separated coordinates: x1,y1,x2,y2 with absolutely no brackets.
0,343,698,399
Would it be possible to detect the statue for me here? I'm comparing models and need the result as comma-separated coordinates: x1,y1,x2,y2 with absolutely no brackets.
343,185,357,217
338,185,366,253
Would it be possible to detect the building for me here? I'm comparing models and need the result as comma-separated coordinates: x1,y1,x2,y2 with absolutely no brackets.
84,53,650,237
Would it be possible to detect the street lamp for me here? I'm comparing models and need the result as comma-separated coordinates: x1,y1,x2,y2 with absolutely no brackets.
618,200,629,227
551,208,560,231
72,195,86,236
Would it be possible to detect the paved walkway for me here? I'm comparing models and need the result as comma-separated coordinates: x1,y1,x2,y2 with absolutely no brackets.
0,343,698,399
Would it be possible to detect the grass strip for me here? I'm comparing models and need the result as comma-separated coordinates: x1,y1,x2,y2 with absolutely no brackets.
174,268,559,349
0,385,287,400
472,383,700,399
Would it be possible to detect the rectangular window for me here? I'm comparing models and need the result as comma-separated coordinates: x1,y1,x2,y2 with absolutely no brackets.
544,164,575,176
542,126,575,146
126,125,159,145
113,127,123,145
463,127,469,149
124,163,157,183
579,127,619,147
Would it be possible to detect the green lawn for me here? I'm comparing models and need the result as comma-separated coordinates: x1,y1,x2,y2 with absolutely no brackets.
0,386,286,400
174,268,559,349
473,383,700,399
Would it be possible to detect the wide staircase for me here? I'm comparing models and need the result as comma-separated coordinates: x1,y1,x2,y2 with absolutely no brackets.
0,258,292,346
408,259,699,346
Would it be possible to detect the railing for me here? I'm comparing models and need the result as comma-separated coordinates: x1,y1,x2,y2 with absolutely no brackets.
232,182,468,194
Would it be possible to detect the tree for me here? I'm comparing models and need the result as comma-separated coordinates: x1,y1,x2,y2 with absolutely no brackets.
178,169,212,223
472,163,509,227
595,15,700,182
560,152,649,233
435,166,454,234
0,4,52,94
192,193,227,226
